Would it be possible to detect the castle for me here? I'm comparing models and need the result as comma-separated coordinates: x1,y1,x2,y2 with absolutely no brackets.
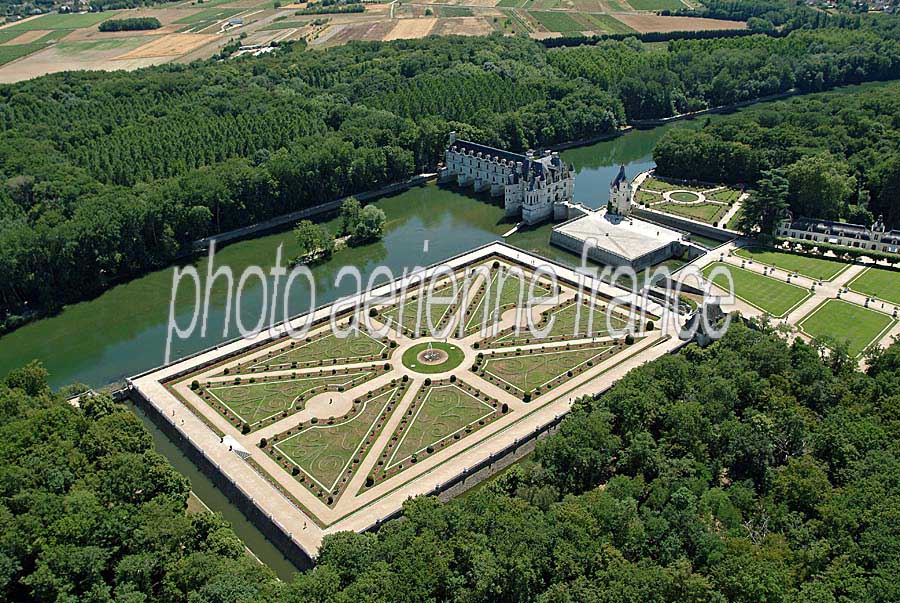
609,164,632,216
439,132,575,225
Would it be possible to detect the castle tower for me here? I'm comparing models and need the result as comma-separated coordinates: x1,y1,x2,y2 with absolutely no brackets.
609,164,632,216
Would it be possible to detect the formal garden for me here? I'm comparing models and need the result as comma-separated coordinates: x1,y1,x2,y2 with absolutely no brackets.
635,176,743,227
701,262,812,318
798,299,896,357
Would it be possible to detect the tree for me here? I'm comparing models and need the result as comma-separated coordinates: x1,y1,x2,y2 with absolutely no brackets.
350,205,386,245
783,154,854,220
339,197,362,237
294,220,334,262
740,169,789,237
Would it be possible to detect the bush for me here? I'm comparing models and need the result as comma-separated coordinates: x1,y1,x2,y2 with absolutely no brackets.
646,321,655,331
259,437,267,448
191,380,200,390
625,334,635,345
424,378,432,386
241,422,250,434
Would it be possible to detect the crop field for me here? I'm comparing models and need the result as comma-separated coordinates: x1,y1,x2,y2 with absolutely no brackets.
582,12,634,33
615,13,746,33
733,247,849,281
626,0,684,10
702,262,812,318
848,267,900,306
0,44,44,66
174,7,244,24
529,10,585,32
5,12,117,31
798,299,895,357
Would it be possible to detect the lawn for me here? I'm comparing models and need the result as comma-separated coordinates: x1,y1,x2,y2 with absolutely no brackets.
244,331,389,372
385,383,495,469
482,343,613,395
206,369,377,428
6,12,117,30
798,299,895,357
641,177,703,193
701,262,812,318
0,44,44,66
670,191,701,203
733,247,849,281
655,201,728,224
401,341,465,374
271,384,403,496
529,10,585,32
709,188,742,204
626,0,685,9
848,267,900,306
726,207,744,231
635,189,659,205
490,300,628,346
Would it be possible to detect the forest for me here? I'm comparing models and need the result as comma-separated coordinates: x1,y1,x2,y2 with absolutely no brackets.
4,321,900,601
3,19,900,328
652,82,900,228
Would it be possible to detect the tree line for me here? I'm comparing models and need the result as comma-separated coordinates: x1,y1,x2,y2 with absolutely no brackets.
3,23,900,328
652,82,900,230
98,17,161,31
5,320,900,601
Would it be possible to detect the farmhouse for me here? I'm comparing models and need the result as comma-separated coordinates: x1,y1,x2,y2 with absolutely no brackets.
440,132,574,225
777,214,900,255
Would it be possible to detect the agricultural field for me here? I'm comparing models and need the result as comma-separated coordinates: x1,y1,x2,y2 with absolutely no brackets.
702,262,812,318
3,11,116,31
0,1,746,80
625,0,685,10
529,10,585,32
798,299,895,357
614,13,746,33
848,267,900,306
0,43,44,66
733,247,849,281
